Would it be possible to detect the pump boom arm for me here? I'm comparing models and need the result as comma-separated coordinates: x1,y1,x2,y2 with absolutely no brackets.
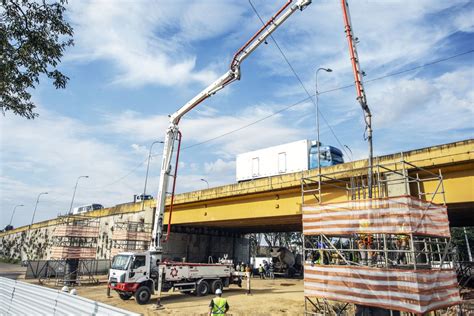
341,0,374,197
150,0,312,252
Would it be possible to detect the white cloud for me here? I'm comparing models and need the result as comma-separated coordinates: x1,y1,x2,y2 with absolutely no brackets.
65,0,251,87
0,108,145,227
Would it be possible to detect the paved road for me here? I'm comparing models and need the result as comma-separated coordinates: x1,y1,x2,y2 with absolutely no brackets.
0,262,26,280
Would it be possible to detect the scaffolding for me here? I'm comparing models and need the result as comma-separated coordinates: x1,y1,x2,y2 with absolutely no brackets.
302,159,462,315
51,216,99,259
46,216,101,285
111,221,151,257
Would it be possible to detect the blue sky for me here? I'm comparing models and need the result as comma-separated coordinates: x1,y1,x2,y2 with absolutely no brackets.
1,0,473,228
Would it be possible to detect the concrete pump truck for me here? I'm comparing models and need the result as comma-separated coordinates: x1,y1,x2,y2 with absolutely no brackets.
107,0,312,305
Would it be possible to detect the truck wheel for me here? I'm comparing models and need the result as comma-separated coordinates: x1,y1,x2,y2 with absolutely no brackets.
196,280,210,296
135,286,151,305
119,293,132,300
211,279,223,294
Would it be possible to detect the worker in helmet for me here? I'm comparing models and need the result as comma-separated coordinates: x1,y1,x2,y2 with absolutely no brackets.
208,289,229,316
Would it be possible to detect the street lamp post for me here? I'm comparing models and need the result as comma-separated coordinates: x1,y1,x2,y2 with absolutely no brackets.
142,141,164,211
344,145,353,162
30,192,48,228
9,204,24,226
68,176,89,214
315,67,333,175
200,178,209,189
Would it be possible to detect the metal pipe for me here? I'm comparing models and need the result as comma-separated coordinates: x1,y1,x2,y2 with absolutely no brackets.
464,227,473,262
165,131,182,241
340,0,373,198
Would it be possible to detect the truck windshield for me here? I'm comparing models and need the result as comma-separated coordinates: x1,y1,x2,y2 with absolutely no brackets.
111,255,131,270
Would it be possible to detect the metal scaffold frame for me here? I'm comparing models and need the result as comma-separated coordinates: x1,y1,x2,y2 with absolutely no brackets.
301,159,462,315
111,221,151,257
51,216,100,260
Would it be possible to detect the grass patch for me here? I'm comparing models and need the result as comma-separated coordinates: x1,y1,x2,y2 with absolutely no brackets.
0,256,20,264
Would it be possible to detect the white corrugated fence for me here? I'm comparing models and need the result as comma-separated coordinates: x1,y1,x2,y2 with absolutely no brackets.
0,277,140,315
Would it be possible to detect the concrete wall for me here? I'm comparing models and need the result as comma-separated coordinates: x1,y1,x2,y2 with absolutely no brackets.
0,207,249,264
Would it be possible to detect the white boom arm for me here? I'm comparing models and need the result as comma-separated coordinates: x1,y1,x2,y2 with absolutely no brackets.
150,0,312,252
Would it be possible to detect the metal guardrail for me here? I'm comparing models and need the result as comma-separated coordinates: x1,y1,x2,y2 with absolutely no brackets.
0,277,140,316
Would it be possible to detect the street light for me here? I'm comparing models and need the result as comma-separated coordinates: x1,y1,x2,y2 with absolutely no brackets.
68,176,89,214
30,192,48,228
200,179,209,189
142,140,164,211
9,204,24,226
315,67,333,174
344,145,353,162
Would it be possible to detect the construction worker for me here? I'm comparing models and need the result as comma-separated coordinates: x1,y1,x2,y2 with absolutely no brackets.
258,264,265,279
395,234,410,264
208,289,229,316
358,220,373,265
357,233,373,265
268,263,275,279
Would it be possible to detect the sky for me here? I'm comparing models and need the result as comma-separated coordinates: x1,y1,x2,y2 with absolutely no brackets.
1,0,473,228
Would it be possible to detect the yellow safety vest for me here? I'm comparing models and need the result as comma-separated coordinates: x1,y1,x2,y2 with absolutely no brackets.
211,297,227,315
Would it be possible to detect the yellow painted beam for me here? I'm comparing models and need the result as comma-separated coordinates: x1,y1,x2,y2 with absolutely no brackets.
2,139,473,237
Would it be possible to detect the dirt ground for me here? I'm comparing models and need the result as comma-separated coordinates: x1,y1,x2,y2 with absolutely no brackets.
71,278,304,316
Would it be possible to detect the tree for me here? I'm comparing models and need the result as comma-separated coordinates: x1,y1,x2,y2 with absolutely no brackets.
1,0,74,119
451,227,474,261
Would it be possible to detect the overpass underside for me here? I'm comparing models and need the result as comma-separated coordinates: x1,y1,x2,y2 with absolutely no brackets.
170,201,473,235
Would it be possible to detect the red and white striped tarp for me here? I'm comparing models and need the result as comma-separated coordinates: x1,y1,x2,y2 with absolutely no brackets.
53,226,99,238
51,246,96,259
302,196,450,237
304,265,461,314
112,231,150,241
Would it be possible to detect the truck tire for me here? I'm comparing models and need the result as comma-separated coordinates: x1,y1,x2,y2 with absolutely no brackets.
211,279,223,294
119,293,132,300
196,280,210,296
135,286,151,305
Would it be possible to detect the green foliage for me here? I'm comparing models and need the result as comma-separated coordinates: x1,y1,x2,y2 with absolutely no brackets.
451,227,474,261
1,0,74,119
0,255,20,264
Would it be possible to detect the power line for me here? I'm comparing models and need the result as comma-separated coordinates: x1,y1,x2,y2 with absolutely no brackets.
319,49,474,95
248,0,351,158
93,49,474,187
